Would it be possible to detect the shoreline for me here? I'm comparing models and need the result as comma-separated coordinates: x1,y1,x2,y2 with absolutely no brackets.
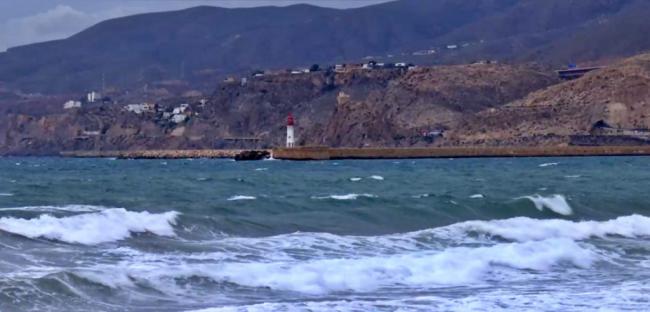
56,145,650,160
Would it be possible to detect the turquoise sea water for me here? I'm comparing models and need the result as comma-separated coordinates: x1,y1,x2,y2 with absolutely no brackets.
1,157,650,311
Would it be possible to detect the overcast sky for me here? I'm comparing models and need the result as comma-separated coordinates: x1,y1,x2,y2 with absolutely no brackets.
0,0,392,51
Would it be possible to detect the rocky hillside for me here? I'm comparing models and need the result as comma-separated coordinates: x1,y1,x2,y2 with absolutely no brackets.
450,53,650,146
2,0,650,93
0,64,557,155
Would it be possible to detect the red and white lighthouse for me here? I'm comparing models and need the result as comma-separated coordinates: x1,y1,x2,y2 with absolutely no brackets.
286,113,295,148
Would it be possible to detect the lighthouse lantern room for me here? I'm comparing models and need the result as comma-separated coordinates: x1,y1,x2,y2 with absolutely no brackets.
286,113,295,148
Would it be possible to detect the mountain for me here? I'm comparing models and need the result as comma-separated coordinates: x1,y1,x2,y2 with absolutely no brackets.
1,0,649,93
0,0,517,93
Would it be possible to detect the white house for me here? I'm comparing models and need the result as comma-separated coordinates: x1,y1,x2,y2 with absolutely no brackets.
87,91,101,103
172,103,190,115
63,100,82,109
125,103,155,114
171,114,188,124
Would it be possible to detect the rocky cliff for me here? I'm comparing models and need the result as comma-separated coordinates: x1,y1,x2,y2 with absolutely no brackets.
450,53,650,146
4,52,650,156
0,63,557,155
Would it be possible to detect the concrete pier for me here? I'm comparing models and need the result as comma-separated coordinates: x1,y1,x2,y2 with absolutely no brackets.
272,146,650,160
60,149,269,159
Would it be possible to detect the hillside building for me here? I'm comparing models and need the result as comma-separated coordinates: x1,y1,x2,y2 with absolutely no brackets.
63,100,82,109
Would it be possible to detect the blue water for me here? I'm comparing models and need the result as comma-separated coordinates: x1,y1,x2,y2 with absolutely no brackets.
1,157,650,311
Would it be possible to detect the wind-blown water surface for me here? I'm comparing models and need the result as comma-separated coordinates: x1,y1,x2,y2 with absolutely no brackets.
1,157,650,311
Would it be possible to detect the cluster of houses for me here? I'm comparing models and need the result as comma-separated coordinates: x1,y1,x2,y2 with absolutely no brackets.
337,60,416,72
63,91,108,110
63,89,200,126
123,102,193,124
232,60,418,80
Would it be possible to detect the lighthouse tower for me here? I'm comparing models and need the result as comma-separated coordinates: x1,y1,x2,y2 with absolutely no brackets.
286,113,295,148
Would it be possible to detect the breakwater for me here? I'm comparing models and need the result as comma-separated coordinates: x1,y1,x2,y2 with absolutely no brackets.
272,146,650,160
60,145,650,160
60,149,267,159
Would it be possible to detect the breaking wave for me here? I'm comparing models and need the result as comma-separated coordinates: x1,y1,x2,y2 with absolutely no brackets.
70,238,594,295
227,195,257,201
519,194,573,215
0,208,179,245
312,194,377,200
0,205,105,213
445,214,650,242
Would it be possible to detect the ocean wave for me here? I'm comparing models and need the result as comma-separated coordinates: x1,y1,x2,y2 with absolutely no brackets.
0,208,179,245
206,215,650,258
94,238,592,295
519,194,573,215
312,194,377,200
0,193,13,197
0,205,106,213
469,194,484,199
227,196,257,201
349,177,362,182
187,281,650,312
538,162,559,167
447,214,650,242
369,175,384,180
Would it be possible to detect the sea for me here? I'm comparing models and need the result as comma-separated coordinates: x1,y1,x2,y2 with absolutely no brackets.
1,156,650,311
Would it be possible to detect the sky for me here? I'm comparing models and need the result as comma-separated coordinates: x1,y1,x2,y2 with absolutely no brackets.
0,0,393,51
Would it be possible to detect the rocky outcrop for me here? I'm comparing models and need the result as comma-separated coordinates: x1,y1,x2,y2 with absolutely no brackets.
449,53,650,146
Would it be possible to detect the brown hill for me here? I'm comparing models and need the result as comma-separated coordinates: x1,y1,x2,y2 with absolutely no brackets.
450,53,650,145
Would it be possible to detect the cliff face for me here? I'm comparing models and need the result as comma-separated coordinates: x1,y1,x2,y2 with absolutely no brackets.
4,53,650,156
450,53,650,146
0,64,557,155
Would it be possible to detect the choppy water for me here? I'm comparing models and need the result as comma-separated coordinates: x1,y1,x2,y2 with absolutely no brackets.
1,157,650,311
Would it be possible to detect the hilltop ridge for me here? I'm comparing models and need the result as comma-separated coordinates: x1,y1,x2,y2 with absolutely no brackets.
2,0,650,93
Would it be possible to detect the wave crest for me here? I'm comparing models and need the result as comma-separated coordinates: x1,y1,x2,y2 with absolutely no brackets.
312,194,377,200
0,208,179,245
519,194,573,215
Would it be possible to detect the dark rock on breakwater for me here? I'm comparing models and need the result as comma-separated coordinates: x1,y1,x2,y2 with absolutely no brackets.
234,150,271,161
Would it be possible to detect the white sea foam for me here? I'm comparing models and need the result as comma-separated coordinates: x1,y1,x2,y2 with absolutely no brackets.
115,238,592,295
197,215,650,260
369,175,384,180
450,214,650,242
349,177,362,182
0,205,106,213
312,194,377,200
227,195,257,201
538,162,559,167
0,193,13,197
565,175,582,178
520,194,573,215
469,194,484,199
0,208,178,245
188,281,650,312
254,168,268,171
